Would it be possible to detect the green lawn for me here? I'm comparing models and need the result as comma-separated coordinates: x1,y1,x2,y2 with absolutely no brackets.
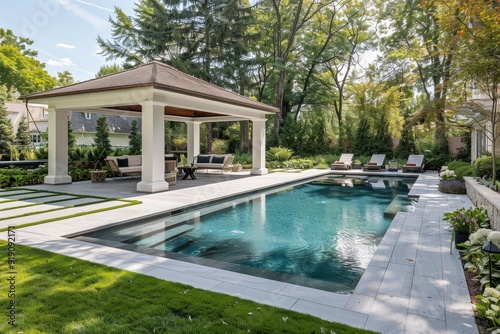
0,241,378,334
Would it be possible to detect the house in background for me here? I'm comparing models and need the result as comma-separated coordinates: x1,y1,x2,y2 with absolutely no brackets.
70,112,142,148
5,102,141,149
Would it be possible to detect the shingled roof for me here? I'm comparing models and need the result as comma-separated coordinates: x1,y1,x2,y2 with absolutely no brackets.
22,61,278,115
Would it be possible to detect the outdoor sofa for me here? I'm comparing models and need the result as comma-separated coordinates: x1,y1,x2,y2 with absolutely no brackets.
192,154,234,172
105,154,177,185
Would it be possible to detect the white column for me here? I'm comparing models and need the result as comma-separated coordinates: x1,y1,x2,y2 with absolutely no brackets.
186,121,201,164
137,101,169,192
251,118,268,175
44,108,72,184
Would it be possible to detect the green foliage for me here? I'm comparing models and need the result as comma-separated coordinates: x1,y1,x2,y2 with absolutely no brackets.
0,99,14,160
233,151,252,165
475,156,500,180
353,115,372,157
373,113,393,157
93,115,111,154
394,119,418,159
128,119,141,155
95,63,123,77
0,29,56,96
443,207,489,234
0,165,47,187
15,116,32,160
266,147,293,162
211,139,228,154
267,158,314,169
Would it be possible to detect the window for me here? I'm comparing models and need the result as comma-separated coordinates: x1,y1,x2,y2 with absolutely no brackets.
31,134,41,144
85,113,92,120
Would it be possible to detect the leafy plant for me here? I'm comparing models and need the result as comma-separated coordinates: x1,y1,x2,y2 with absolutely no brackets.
440,169,457,181
266,147,293,162
443,207,489,234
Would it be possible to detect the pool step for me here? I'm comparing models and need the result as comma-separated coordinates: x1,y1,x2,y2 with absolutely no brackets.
133,224,195,247
384,195,414,217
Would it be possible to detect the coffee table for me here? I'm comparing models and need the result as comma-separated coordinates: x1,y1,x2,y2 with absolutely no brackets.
179,166,197,180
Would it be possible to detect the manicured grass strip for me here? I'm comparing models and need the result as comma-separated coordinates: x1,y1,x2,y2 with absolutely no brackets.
0,241,379,334
0,200,141,231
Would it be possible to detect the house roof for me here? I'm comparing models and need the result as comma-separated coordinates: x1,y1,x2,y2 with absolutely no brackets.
22,61,279,118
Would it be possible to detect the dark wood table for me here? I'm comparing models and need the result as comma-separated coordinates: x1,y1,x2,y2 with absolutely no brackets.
179,166,197,180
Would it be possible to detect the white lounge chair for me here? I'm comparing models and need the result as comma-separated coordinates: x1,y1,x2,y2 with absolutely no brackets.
402,155,425,173
331,153,354,170
363,154,386,171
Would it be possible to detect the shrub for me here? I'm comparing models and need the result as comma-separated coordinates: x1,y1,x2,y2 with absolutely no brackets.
474,156,500,179
211,139,228,154
266,147,293,162
438,180,467,194
443,206,489,233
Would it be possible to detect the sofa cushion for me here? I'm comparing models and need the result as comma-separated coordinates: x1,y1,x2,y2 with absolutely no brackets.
117,158,129,167
128,156,141,167
197,155,211,163
211,155,225,164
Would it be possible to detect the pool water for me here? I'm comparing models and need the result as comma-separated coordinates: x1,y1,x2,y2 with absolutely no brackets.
79,176,416,293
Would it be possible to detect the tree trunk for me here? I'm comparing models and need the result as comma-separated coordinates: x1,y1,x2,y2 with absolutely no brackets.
239,120,249,153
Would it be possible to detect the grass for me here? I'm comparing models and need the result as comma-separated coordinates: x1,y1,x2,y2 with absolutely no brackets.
0,241,379,334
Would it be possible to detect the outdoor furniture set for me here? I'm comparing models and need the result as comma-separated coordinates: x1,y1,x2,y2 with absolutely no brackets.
331,153,425,173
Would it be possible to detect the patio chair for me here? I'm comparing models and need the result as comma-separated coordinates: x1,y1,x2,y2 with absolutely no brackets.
331,153,354,170
402,154,425,173
363,154,386,171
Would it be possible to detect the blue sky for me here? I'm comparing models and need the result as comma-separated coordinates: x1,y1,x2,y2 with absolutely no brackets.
0,0,136,82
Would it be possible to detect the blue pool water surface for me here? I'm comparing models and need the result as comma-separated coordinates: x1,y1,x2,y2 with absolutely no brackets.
80,176,416,292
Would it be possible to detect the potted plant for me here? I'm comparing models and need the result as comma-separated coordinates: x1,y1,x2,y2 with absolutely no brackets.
444,207,490,249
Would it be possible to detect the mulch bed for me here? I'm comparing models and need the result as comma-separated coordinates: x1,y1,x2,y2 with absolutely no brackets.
463,264,491,333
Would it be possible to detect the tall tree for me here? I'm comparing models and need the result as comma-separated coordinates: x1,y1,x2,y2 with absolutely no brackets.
15,116,31,160
94,115,111,154
440,0,500,182
55,71,75,87
379,0,460,157
128,119,142,155
0,98,15,160
98,0,254,152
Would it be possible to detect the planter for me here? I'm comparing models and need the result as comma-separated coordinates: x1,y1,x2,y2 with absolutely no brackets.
454,232,470,249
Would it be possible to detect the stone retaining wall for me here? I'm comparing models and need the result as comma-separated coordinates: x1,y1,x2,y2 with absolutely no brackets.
465,176,500,230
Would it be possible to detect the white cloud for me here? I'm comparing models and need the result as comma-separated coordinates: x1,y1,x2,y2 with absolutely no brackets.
46,58,75,67
56,0,108,29
56,43,76,49
74,0,113,12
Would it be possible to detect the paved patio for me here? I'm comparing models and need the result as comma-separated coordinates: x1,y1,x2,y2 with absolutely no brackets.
0,169,478,333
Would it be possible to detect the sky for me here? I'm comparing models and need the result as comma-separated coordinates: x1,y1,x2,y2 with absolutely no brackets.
0,0,137,83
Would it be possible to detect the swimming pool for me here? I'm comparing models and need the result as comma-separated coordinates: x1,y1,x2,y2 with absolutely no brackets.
76,176,416,293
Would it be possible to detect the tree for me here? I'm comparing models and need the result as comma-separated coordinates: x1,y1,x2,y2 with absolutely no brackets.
98,0,254,152
0,28,55,96
394,113,418,159
0,98,15,160
128,119,141,155
96,63,123,78
55,71,75,87
94,115,111,154
373,112,393,157
438,0,500,182
15,116,31,160
378,0,460,158
353,114,372,156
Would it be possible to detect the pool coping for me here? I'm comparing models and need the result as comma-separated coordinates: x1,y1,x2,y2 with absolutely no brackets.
0,170,478,333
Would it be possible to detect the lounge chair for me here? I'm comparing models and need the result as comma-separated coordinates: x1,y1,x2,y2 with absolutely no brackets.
331,153,354,170
402,154,425,173
363,154,386,171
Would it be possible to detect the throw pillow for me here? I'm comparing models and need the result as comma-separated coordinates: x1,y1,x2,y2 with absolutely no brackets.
212,156,225,164
335,161,344,164
405,163,416,167
117,158,129,167
165,156,177,161
367,162,377,165
197,155,211,163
